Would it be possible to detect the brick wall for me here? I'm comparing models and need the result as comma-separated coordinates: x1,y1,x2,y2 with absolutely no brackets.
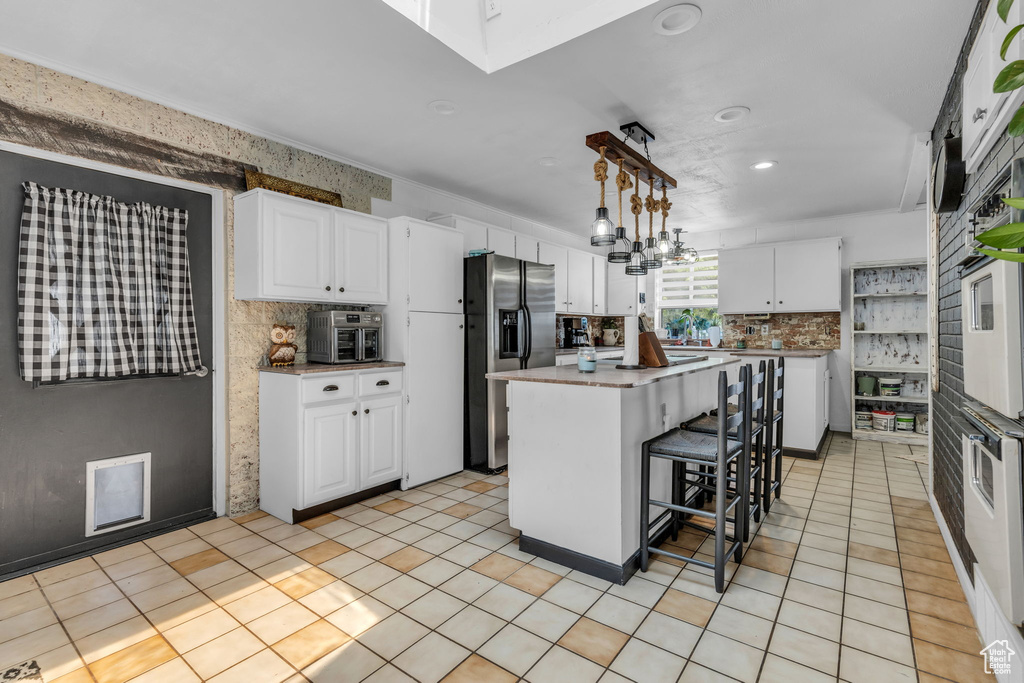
721,312,841,350
931,0,997,574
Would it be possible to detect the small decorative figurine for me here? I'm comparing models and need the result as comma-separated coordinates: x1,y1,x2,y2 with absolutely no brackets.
268,323,297,366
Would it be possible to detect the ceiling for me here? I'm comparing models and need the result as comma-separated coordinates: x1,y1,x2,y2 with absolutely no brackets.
0,0,974,235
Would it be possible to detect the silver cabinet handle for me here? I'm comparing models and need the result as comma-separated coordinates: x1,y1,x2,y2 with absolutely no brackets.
375,380,390,387
974,107,988,123
323,385,339,392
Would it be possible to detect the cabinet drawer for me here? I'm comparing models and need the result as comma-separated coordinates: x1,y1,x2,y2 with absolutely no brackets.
358,370,403,396
302,374,357,404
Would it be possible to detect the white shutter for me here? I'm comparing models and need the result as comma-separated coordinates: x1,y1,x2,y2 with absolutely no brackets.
656,252,719,309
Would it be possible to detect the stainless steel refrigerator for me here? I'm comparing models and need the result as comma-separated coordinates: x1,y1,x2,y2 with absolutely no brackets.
465,254,555,472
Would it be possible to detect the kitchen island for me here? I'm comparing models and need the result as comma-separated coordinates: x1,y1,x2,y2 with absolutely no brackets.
487,356,739,584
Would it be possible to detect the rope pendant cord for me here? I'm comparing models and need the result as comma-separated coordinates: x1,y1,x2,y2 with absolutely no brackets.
661,186,672,230
631,168,642,241
645,177,658,238
616,158,632,227
594,146,609,209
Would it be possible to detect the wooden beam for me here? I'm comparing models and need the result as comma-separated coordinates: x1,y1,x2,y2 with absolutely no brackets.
585,131,677,190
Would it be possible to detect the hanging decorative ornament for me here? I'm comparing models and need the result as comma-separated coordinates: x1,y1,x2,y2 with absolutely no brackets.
608,158,633,263
657,186,673,253
626,168,648,276
590,146,615,246
642,178,663,270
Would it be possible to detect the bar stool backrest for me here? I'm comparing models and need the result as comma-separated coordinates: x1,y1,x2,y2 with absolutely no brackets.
719,366,749,443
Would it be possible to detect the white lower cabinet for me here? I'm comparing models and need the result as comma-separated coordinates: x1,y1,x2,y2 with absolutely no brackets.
259,367,405,523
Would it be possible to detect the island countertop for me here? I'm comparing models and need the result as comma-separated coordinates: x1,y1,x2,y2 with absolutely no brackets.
486,356,738,389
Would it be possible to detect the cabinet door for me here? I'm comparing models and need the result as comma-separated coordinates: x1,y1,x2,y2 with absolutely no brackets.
774,241,840,312
606,265,638,315
566,250,594,314
516,235,539,262
718,246,775,314
261,196,333,301
405,312,463,488
593,255,607,315
963,19,996,161
538,242,569,312
409,223,464,314
458,218,489,255
303,401,358,507
360,394,403,489
488,229,516,258
335,212,388,304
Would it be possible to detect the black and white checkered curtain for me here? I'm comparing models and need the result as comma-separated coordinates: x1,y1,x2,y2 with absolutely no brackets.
18,182,203,381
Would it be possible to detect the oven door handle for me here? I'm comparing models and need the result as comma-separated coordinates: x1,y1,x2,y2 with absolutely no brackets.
956,414,1002,460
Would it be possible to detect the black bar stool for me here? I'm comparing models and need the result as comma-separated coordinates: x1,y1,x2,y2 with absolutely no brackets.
762,358,785,513
680,362,766,541
639,367,750,593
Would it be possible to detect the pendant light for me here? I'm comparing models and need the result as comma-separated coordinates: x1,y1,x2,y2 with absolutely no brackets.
590,146,615,246
642,177,663,270
625,168,648,276
657,186,673,253
666,228,699,263
608,158,634,263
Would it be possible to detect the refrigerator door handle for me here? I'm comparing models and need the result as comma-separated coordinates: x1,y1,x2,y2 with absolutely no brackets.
522,306,532,367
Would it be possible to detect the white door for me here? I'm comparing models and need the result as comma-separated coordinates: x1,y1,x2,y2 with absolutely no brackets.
303,401,358,507
261,196,333,301
458,218,489,255
607,265,638,315
718,246,775,314
488,229,516,258
593,255,607,315
335,212,388,304
538,242,569,312
516,235,539,262
774,241,840,312
566,250,594,314
962,4,1000,161
404,312,464,488
409,222,464,314
360,394,403,488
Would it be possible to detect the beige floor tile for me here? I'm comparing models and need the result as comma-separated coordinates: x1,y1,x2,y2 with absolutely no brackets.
441,542,492,567
759,653,835,683
298,580,363,617
909,611,983,654
185,559,247,590
302,639,385,683
474,583,536,621
299,513,339,529
542,578,602,614
905,589,975,626
380,546,432,573
438,570,499,603
203,572,268,606
34,558,99,587
76,614,157,664
155,538,214,564
86,634,176,683
633,610,702,658
844,575,905,608
401,590,466,629
169,549,230,576
557,617,628,667
61,598,138,641
319,550,374,579
392,632,469,683
707,604,774,649
218,534,272,559
0,589,48,621
116,566,179,597
370,575,432,610
130,578,199,612
253,557,314,584
207,647,294,683
653,588,717,627
273,618,351,670
144,592,218,631
295,540,350,566
441,653,516,683
275,567,337,600
471,553,525,581
838,645,917,683
0,623,69,670
51,584,124,621
107,655,199,683
235,544,291,571
0,575,38,603
609,637,686,683
729,565,788,597
346,563,402,593
276,530,327,554
43,570,111,603
326,595,394,636
102,553,165,583
162,607,240,653
690,630,765,683
358,613,429,659
183,627,264,679
843,617,915,667
768,624,839,676
524,644,603,683
0,605,57,644
247,601,318,645
478,624,550,677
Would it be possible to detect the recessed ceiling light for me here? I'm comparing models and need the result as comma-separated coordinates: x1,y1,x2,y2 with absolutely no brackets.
428,100,458,115
750,160,778,170
714,106,750,123
653,4,702,36
539,157,559,166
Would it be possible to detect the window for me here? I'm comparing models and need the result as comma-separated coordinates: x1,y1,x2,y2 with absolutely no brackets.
656,252,720,337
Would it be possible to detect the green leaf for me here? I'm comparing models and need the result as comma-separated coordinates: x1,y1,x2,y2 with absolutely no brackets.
977,222,1024,248
1002,23,1024,58
995,60,1024,92
1010,104,1024,136
1000,0,1016,22
1001,196,1024,208
978,248,1024,262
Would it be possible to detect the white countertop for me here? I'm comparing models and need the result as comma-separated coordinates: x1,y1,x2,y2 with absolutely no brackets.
486,356,738,388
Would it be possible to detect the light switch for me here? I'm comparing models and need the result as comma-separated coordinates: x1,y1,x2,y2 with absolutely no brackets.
761,324,769,335
485,0,501,19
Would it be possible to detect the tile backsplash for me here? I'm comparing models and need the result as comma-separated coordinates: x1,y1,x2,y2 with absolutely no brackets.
721,312,841,349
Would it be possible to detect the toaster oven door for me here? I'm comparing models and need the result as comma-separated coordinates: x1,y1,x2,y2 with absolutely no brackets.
361,328,382,362
334,327,360,363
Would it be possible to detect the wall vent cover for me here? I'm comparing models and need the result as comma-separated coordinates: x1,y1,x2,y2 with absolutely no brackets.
86,452,151,536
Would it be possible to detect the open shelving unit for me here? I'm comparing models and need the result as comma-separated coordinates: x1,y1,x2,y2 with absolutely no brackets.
850,260,930,446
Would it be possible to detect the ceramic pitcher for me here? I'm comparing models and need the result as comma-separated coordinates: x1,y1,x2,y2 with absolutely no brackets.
602,329,621,346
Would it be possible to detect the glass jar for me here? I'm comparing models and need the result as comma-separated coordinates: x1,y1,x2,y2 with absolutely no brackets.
577,346,597,373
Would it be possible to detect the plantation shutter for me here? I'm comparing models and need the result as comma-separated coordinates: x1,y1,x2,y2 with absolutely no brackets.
656,252,719,309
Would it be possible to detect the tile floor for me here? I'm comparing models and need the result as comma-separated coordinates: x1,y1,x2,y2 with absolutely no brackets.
0,433,994,682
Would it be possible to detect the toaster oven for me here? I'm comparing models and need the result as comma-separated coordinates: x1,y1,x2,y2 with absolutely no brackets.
308,311,383,364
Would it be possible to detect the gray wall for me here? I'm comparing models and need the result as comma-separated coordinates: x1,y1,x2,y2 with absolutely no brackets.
0,150,214,576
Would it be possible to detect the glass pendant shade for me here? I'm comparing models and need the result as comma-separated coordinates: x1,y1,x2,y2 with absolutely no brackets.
657,230,672,253
642,237,662,269
590,207,616,246
608,227,632,263
625,241,648,276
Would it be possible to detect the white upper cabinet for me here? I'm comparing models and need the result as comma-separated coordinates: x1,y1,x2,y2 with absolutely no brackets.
964,0,1023,172
334,212,388,304
404,220,464,314
538,242,570,312
567,249,594,314
593,255,607,315
234,189,388,304
718,238,841,314
606,264,640,315
488,229,516,258
516,235,539,262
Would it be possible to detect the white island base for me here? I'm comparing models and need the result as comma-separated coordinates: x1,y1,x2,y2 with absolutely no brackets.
488,357,739,584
